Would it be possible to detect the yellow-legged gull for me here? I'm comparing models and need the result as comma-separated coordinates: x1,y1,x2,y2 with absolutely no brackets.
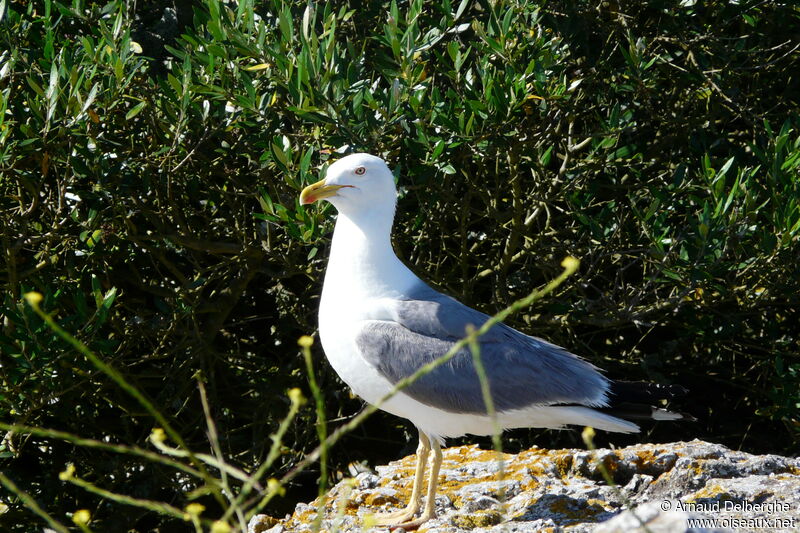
300,153,688,529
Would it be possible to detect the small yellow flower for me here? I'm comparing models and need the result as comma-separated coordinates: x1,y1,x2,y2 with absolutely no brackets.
59,464,76,481
150,428,166,444
267,478,285,496
561,256,580,271
72,509,91,525
581,426,596,448
185,502,205,517
211,520,232,533
297,335,314,348
287,388,306,406
23,292,43,306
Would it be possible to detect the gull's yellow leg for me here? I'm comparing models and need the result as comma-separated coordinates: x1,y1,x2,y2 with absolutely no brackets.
374,432,430,525
390,436,442,530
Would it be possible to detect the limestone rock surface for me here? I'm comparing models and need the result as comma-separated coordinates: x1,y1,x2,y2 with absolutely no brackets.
249,439,799,533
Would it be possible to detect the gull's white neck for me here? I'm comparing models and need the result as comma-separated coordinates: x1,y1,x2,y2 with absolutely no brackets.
321,206,419,307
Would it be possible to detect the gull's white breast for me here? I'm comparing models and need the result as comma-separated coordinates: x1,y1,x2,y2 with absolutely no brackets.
318,300,396,407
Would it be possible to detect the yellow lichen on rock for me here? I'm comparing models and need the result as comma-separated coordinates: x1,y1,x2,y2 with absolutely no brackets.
363,491,402,509
451,509,503,528
552,452,574,478
546,495,608,521
689,482,733,501
632,448,660,471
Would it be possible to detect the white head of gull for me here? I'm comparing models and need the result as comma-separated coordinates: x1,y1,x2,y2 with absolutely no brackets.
300,153,688,529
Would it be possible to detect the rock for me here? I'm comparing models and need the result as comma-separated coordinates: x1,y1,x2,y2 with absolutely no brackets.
251,439,799,532
247,514,281,533
592,500,726,533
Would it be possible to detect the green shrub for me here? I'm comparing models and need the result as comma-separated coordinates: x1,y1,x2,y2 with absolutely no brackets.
1,0,798,530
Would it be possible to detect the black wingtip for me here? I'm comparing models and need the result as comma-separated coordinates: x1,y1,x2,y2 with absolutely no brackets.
595,402,696,422
595,380,695,423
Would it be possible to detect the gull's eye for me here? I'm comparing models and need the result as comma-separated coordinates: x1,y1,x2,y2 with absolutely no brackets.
354,166,366,175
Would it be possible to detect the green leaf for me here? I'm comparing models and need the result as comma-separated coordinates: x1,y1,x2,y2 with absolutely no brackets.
81,83,100,114
539,146,553,166
300,147,314,180
279,5,294,43
454,0,469,19
125,101,147,120
717,156,735,180
46,60,59,121
431,140,445,160
91,274,102,308
272,142,289,169
100,287,118,313
86,229,102,248
167,74,182,97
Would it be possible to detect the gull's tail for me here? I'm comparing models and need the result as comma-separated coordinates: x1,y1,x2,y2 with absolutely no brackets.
548,380,693,433
595,380,696,423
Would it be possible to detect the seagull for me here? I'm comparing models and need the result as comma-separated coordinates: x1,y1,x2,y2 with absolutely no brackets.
300,153,688,529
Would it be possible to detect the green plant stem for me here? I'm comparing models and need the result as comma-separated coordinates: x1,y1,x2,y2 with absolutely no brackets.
466,325,507,507
0,422,204,480
0,472,70,533
64,474,188,520
302,340,329,531
24,296,224,505
582,427,654,533
233,389,304,521
195,376,249,531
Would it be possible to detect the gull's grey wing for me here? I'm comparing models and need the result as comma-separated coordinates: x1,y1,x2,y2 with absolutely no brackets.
355,283,610,415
